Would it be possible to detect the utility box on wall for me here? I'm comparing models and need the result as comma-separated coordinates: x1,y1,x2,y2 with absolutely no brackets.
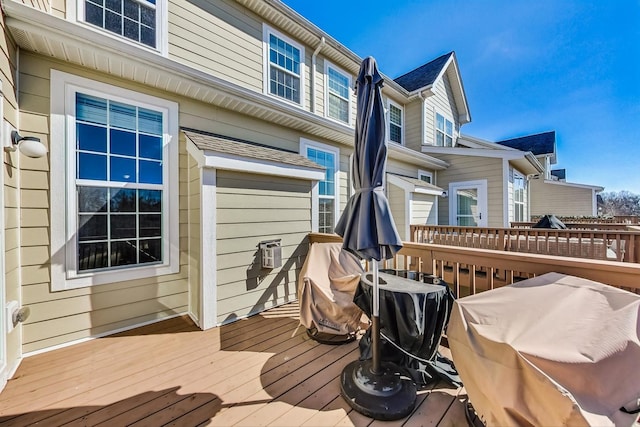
260,239,282,269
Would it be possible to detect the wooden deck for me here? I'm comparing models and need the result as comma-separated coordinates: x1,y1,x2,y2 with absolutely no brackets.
0,303,467,426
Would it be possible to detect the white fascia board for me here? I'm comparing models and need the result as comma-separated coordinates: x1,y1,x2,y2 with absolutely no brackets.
389,144,449,170
422,145,533,161
387,174,444,196
542,179,604,191
203,151,324,181
458,134,519,150
187,139,324,180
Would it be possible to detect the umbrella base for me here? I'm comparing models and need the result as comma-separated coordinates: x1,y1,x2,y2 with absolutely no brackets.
340,359,417,420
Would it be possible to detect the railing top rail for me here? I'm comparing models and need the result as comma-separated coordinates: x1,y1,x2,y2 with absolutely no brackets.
410,224,640,235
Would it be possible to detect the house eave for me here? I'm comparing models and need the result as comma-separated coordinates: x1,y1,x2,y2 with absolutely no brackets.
4,0,363,147
389,144,449,170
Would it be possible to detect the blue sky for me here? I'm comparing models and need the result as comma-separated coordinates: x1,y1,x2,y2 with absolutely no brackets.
282,0,640,194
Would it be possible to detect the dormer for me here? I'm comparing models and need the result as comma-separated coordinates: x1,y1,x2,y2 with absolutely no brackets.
394,52,470,151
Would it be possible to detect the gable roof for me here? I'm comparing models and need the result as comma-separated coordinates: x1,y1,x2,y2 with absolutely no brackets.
393,52,452,92
393,52,471,125
496,131,556,157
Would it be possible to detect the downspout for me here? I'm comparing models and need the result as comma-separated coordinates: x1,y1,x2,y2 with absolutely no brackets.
310,37,326,114
417,91,426,145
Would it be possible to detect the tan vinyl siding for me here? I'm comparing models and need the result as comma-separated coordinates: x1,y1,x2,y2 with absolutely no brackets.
387,158,420,179
18,53,190,354
14,0,49,12
530,180,596,217
168,0,263,92
424,74,458,146
404,99,422,151
387,184,407,241
435,155,504,227
339,151,351,212
215,170,310,323
187,147,201,324
51,0,65,18
411,194,437,226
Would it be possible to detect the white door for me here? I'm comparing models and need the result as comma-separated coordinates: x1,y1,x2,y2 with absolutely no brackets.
449,180,488,227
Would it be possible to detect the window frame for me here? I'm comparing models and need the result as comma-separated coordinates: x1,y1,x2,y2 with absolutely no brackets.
262,24,306,107
435,112,454,147
324,61,352,125
418,170,433,185
387,100,404,145
72,0,168,55
300,138,340,234
513,170,526,222
50,70,179,291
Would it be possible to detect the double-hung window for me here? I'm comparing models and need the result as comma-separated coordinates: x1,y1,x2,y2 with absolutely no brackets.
264,25,305,106
50,71,178,290
388,101,403,144
513,171,526,221
325,63,351,124
435,113,454,146
78,0,166,51
301,139,339,234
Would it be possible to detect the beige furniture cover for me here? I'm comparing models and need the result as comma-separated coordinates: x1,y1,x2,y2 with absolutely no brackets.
298,242,364,335
448,272,640,426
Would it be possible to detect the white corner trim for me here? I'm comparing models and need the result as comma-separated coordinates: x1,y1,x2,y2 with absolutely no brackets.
200,168,217,330
502,159,510,227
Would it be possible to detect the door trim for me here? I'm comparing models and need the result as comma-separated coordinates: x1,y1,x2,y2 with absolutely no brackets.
449,180,488,227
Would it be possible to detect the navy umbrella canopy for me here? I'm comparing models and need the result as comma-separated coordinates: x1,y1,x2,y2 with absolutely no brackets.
335,57,402,262
336,57,415,421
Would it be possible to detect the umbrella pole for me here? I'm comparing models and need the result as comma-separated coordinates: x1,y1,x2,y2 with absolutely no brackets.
371,260,381,374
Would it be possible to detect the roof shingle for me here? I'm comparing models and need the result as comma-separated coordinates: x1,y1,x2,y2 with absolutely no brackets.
182,128,325,170
393,52,453,92
496,131,556,156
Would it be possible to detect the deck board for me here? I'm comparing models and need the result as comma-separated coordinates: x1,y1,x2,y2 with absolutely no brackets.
0,303,464,426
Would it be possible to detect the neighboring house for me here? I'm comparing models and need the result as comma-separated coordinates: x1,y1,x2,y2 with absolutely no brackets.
0,0,453,389
496,132,603,217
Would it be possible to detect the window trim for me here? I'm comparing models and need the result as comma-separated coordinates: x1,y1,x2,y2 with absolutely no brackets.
387,100,404,145
435,112,454,147
513,170,526,222
262,24,306,108
324,61,352,125
300,138,340,233
70,0,168,56
50,70,179,291
418,170,433,185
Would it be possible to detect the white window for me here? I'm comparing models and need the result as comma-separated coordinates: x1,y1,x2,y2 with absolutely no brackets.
513,171,526,221
435,112,454,147
388,101,403,144
418,170,433,184
325,62,351,124
50,70,179,290
76,0,167,52
300,139,339,234
263,25,305,106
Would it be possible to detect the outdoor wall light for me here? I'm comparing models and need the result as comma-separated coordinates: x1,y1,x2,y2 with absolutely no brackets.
6,131,48,158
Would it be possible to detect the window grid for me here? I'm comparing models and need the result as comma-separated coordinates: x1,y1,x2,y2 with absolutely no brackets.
84,0,157,48
75,92,164,272
389,104,402,144
268,34,301,104
513,173,526,221
327,67,350,123
436,113,454,147
306,146,336,233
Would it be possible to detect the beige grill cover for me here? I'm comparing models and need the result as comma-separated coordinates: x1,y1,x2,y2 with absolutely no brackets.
448,272,640,427
298,242,364,335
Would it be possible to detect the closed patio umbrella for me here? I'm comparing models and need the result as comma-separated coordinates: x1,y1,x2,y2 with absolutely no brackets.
335,56,416,421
